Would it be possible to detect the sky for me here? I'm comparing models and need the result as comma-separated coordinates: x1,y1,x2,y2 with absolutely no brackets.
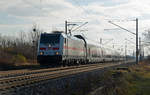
0,0,150,55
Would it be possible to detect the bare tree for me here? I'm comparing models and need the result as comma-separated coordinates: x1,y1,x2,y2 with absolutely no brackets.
142,29,150,57
0,24,43,65
19,31,26,46
143,29,150,41
28,24,42,45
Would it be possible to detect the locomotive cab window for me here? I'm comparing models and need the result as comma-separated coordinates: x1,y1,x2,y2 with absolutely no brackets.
40,34,60,44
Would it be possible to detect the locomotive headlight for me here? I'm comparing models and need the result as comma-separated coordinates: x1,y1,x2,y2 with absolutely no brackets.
55,52,59,55
40,52,43,55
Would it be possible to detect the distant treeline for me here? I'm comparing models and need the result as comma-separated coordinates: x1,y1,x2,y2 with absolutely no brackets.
0,25,42,66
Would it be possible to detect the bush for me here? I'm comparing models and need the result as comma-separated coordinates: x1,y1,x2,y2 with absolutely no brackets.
12,54,27,64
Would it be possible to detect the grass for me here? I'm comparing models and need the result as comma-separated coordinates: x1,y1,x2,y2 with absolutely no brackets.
96,60,150,95
0,53,39,70
86,60,150,95
126,62,150,95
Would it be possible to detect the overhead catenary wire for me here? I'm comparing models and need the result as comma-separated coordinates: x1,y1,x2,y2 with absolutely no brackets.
72,0,131,48
72,22,88,32
83,36,116,49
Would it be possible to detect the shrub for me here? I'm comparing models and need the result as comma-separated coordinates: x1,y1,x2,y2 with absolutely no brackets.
12,54,27,64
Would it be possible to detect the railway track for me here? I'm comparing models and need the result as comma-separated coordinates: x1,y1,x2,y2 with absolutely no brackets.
0,61,129,94
0,63,106,79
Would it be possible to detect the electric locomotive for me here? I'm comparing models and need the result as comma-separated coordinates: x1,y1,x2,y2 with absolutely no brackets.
37,31,86,66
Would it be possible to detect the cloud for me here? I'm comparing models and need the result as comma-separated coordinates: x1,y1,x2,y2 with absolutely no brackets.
0,0,150,54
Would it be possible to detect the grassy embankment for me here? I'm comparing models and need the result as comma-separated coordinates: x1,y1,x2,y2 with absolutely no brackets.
124,60,150,95
89,60,150,95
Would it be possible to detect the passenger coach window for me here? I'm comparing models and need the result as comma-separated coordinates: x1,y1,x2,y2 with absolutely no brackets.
88,48,90,56
64,38,66,44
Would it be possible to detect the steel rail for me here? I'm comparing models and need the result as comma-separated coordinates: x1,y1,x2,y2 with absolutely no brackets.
0,63,103,79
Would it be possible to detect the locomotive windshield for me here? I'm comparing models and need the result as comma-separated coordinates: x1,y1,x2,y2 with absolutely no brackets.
40,34,60,44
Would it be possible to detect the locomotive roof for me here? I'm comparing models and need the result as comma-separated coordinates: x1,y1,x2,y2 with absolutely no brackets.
41,32,84,42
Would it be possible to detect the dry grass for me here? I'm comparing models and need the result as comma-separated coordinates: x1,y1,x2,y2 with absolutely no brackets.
86,59,150,95
98,60,150,95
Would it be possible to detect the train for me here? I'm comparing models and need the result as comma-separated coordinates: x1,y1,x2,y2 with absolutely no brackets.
37,31,124,66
